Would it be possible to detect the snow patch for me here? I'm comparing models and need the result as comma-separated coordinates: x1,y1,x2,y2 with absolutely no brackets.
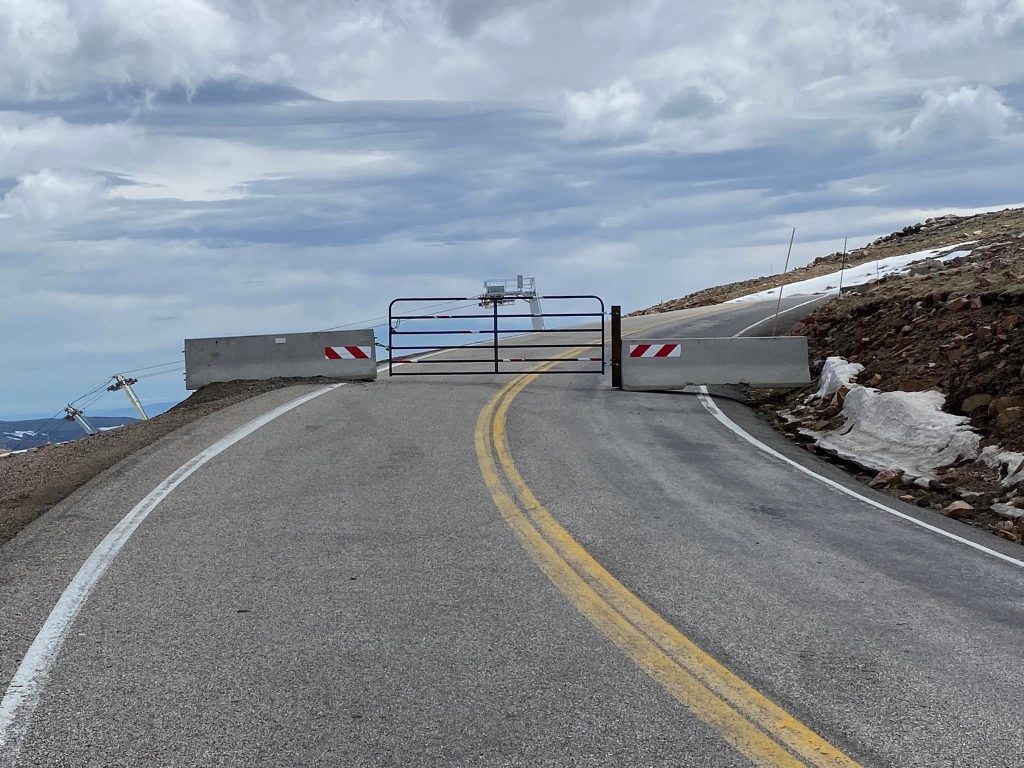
979,446,1024,487
727,242,976,303
801,358,980,484
992,502,1024,520
809,357,863,401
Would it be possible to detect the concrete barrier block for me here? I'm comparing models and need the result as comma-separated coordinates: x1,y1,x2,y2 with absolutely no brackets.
185,329,377,389
622,337,809,389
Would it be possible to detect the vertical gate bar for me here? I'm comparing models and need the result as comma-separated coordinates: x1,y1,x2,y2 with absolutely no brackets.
611,305,622,389
388,301,394,377
600,298,606,374
493,300,499,373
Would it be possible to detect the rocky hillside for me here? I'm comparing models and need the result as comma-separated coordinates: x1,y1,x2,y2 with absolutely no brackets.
753,226,1024,544
631,207,1024,315
790,245,1024,452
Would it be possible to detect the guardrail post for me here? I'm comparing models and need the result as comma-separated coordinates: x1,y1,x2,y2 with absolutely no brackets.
611,305,622,389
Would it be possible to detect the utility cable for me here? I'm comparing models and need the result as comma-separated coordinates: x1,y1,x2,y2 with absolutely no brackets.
319,299,478,332
69,377,115,406
75,389,112,413
134,367,184,380
120,359,184,374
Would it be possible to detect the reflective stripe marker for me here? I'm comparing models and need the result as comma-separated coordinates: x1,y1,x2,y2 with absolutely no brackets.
629,343,680,358
325,346,372,360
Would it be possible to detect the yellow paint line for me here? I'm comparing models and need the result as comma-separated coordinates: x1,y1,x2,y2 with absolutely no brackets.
474,387,806,767
473,347,863,767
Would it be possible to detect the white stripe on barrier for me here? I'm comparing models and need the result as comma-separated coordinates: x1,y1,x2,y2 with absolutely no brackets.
629,343,681,358
324,346,372,360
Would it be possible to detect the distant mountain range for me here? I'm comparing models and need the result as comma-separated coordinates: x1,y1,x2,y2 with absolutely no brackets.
0,400,180,452
1,416,138,452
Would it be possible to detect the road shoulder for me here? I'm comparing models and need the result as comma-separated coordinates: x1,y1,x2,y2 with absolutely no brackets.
0,383,344,698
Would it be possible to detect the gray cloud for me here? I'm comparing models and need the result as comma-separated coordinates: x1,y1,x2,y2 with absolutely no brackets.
2,2,1024,416
656,88,724,121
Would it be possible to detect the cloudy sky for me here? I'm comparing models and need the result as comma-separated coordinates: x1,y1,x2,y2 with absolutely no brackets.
3,0,1024,418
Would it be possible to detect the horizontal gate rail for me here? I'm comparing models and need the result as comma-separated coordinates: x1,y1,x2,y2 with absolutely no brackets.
392,312,604,320
388,295,605,377
393,328,595,335
385,369,599,376
396,357,604,364
388,343,604,351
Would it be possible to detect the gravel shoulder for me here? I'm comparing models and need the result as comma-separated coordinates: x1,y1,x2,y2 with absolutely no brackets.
0,378,342,546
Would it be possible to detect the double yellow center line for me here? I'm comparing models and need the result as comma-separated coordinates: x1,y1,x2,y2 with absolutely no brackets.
473,356,863,767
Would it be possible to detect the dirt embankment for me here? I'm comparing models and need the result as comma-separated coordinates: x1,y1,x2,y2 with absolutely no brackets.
0,378,337,546
630,207,1024,316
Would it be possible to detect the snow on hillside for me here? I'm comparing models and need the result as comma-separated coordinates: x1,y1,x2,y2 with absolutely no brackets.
727,243,975,303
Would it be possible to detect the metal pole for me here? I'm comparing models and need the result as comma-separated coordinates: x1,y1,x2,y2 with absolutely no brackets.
838,236,848,293
528,297,545,332
109,374,148,420
771,227,796,337
388,301,395,377
493,300,499,374
64,404,96,436
611,305,622,389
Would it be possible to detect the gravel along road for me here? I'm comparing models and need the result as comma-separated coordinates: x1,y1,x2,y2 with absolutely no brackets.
1,297,1022,767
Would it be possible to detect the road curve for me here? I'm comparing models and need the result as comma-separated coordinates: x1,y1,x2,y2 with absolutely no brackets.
1,297,1022,767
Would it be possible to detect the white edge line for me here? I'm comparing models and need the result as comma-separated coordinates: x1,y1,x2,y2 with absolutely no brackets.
0,378,356,755
696,387,1023,569
732,295,828,338
694,299,1024,570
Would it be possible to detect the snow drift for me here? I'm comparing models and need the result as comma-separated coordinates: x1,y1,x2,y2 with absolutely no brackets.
801,357,981,484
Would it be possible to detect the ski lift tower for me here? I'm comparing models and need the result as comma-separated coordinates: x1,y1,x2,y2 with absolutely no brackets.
478,275,545,331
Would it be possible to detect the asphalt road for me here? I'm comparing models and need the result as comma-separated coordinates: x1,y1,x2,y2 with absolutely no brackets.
1,296,1022,767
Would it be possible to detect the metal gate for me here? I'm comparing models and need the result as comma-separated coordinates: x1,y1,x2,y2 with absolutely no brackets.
388,295,606,376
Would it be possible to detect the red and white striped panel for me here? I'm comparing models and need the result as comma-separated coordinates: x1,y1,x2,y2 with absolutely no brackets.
324,346,372,360
628,343,680,358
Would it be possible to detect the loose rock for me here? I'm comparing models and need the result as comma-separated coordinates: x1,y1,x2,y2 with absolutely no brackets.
942,501,974,519
961,394,993,413
995,407,1024,435
869,469,903,488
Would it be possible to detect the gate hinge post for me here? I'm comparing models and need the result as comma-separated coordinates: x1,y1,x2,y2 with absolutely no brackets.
611,305,622,389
